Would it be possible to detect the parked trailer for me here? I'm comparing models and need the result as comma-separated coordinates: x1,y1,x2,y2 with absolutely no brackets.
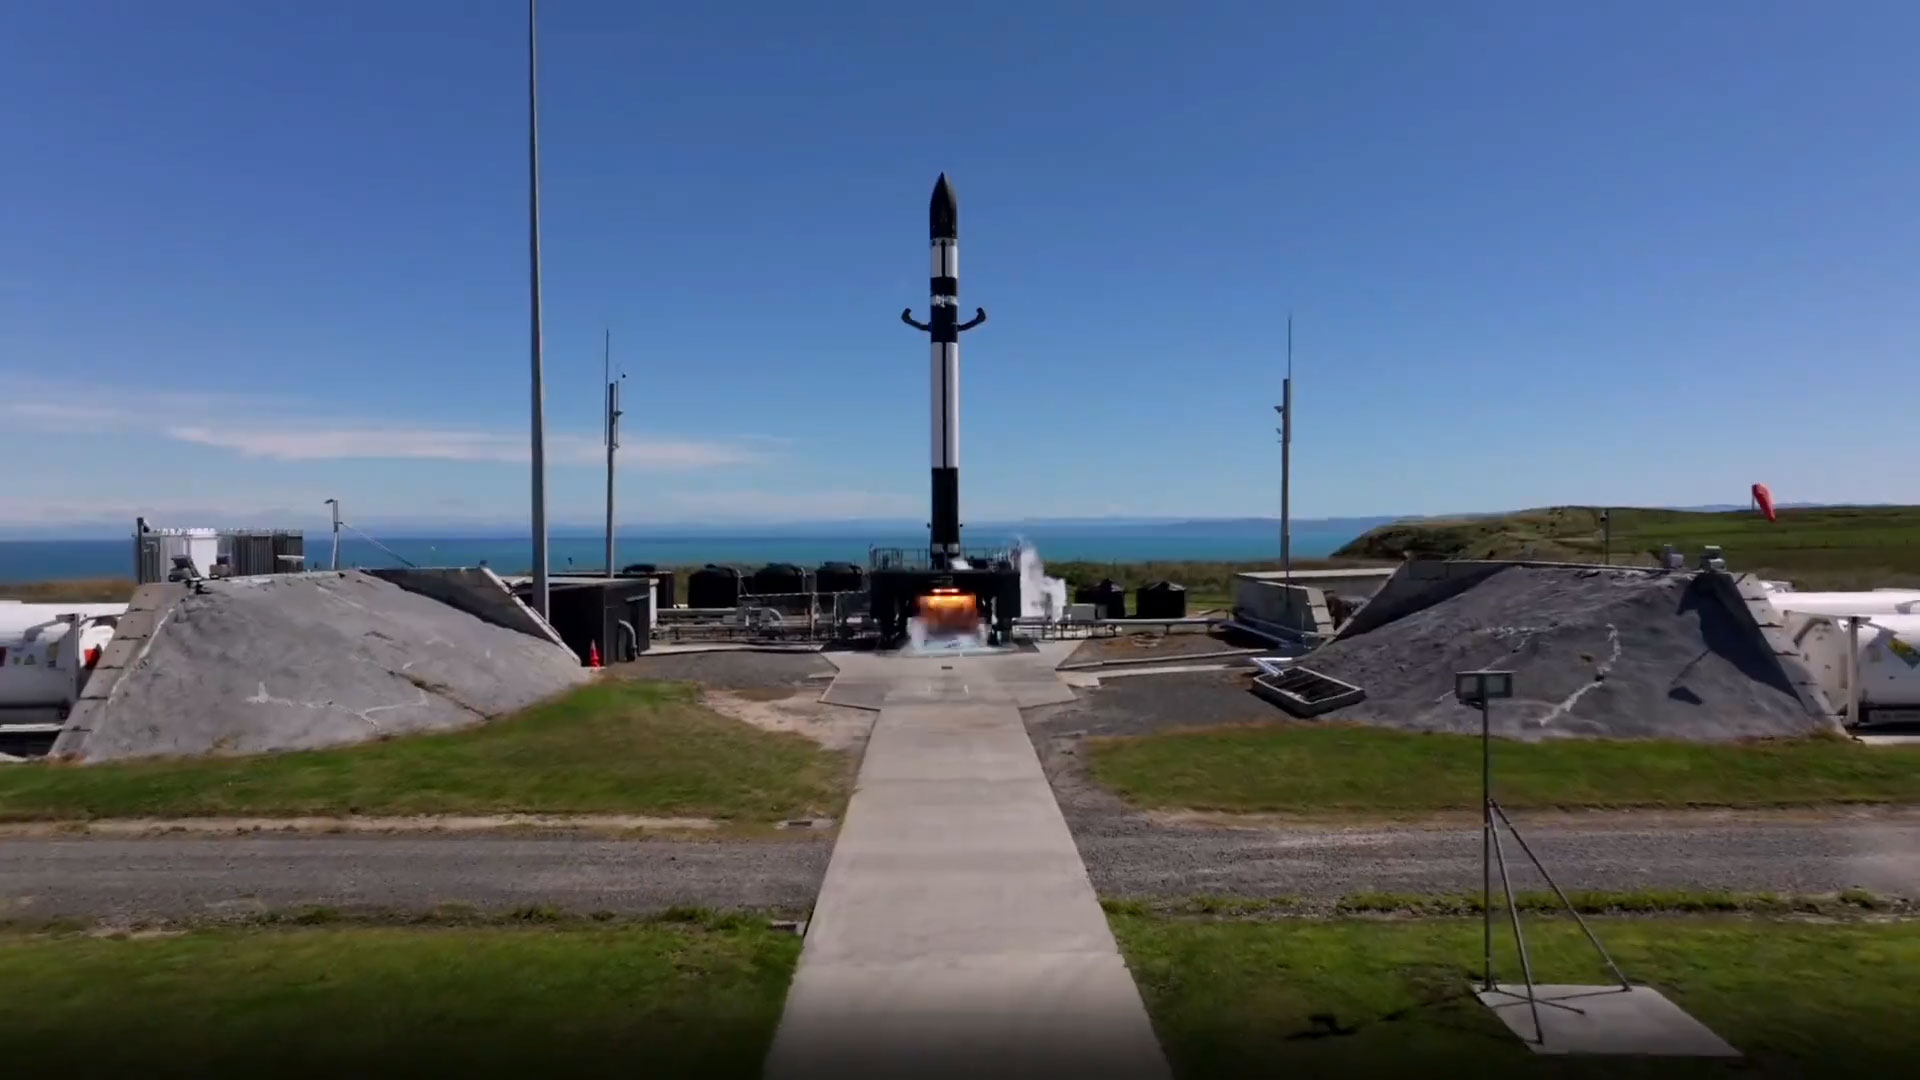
1852,614,1920,711
1789,610,1920,723
0,601,128,637
1767,591,1920,617
1,612,119,749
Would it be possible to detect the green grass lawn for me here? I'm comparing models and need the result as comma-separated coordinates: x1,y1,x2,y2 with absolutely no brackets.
1337,504,1920,589
1112,914,1920,1078
0,918,799,1078
0,680,845,823
1086,722,1920,813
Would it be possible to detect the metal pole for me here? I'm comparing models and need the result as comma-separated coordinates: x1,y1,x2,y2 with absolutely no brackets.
1847,616,1861,725
1282,313,1293,584
604,329,618,580
1601,509,1611,566
1482,695,1494,991
1281,379,1292,583
1491,802,1631,990
326,499,341,571
1490,819,1547,1044
527,0,550,618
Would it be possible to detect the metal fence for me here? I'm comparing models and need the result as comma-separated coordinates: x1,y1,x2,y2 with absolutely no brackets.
134,520,306,584
868,545,1015,572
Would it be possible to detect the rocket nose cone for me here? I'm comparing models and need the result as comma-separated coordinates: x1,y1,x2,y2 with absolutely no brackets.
930,173,958,239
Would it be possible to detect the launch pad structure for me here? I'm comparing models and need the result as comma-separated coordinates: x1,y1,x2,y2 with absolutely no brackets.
866,545,1022,646
868,171,1022,648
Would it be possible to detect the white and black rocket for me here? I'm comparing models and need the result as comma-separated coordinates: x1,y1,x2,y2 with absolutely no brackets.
901,173,986,569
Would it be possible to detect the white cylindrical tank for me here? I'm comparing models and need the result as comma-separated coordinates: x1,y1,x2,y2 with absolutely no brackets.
1856,615,1920,709
1768,591,1920,617
0,602,129,637
0,615,118,709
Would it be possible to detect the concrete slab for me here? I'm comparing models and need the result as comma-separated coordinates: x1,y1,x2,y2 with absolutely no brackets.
1476,985,1740,1057
769,951,1170,1079
1088,663,1234,680
1857,733,1920,747
766,646,1169,1079
818,678,889,710
831,781,1082,855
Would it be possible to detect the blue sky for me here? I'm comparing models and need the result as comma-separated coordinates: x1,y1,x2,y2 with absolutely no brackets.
3,1,1916,533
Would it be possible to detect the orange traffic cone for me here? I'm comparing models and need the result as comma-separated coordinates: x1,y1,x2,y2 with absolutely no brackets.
588,641,602,668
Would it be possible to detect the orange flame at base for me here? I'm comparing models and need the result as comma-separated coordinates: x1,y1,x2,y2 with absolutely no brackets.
919,589,980,637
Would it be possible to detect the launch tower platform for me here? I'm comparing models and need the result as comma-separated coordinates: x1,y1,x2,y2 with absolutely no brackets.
866,546,1021,647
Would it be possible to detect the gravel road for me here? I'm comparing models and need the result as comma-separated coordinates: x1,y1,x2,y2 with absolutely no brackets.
0,835,832,923
1073,811,1920,900
6,813,1911,925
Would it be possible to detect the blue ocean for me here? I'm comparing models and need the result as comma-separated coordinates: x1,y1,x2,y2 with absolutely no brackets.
0,521,1378,583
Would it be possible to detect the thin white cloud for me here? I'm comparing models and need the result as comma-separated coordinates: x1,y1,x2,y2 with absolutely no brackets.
0,488,919,530
164,425,760,469
0,378,762,471
0,494,328,526
4,401,130,423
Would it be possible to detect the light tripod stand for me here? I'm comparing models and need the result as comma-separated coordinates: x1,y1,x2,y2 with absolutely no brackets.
1456,669,1633,1045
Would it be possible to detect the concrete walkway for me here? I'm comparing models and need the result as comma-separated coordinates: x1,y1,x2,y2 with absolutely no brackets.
765,647,1171,1079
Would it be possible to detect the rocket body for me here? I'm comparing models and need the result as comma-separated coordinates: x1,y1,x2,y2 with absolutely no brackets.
928,174,962,564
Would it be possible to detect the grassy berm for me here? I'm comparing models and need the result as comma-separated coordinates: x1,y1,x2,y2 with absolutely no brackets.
0,915,797,1078
1337,504,1920,589
0,576,137,602
0,680,844,822
1113,913,1920,1077
1087,722,1920,813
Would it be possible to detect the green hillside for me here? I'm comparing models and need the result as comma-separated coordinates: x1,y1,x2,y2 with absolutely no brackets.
1334,505,1920,590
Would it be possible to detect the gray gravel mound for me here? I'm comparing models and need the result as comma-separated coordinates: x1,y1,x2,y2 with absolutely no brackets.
74,572,591,762
1306,566,1821,741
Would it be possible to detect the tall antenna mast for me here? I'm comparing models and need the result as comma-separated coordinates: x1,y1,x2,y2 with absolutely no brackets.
527,0,550,617
604,328,622,581
1277,314,1294,584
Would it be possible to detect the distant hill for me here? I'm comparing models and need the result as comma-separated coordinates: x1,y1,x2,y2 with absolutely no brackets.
1333,504,1920,590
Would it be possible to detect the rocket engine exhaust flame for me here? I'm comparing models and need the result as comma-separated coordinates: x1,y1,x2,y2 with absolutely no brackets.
917,588,980,638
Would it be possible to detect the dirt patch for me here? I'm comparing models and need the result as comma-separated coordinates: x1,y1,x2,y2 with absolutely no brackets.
0,815,726,838
701,689,874,753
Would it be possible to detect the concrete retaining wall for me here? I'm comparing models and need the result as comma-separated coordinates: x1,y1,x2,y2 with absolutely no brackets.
1701,571,1845,731
1331,560,1510,641
1232,576,1333,636
52,584,186,759
367,567,566,649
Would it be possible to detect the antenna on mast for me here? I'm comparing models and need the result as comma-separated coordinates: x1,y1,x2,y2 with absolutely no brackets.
604,328,622,581
1279,313,1294,584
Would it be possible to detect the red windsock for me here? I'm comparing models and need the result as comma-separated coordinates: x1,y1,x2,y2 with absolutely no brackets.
588,641,602,668
1752,483,1777,523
